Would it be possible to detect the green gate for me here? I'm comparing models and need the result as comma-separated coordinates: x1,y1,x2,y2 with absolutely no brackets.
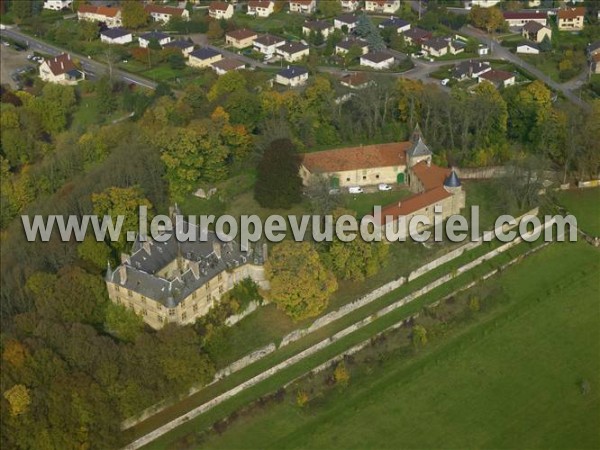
331,177,340,188
397,172,405,184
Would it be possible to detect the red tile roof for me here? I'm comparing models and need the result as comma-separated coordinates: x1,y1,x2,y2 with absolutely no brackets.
144,4,186,16
301,142,409,173
211,57,245,72
77,4,120,17
249,0,273,8
44,53,78,76
209,1,231,11
558,7,585,19
410,161,450,190
503,11,547,20
226,28,258,40
339,72,370,87
479,69,514,82
290,0,314,5
377,186,452,224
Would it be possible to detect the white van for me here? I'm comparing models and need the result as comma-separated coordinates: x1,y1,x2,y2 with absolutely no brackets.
348,186,364,194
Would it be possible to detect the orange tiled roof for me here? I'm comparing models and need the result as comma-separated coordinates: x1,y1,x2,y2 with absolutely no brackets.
377,186,452,224
410,161,450,190
45,53,78,75
226,28,258,40
558,7,585,19
78,4,120,17
144,4,185,16
209,1,230,11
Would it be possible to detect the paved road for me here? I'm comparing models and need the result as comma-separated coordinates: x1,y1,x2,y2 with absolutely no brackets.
0,27,157,89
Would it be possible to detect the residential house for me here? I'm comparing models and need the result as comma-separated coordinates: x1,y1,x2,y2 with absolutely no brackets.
516,42,540,54
503,11,547,28
557,7,585,31
138,31,171,49
335,37,369,55
464,0,500,7
334,14,359,32
421,37,450,57
105,221,268,329
365,0,400,14
340,0,360,12
188,47,223,68
253,34,286,56
339,72,373,89
163,40,195,57
275,66,309,86
478,69,516,88
521,21,551,43
145,4,190,24
39,53,84,85
43,0,72,10
225,29,258,49
77,4,122,28
452,59,491,80
587,41,600,74
211,57,246,76
403,27,433,45
477,44,489,56
209,1,235,20
289,0,317,14
247,0,275,17
277,41,310,62
302,20,334,39
360,51,395,69
100,28,132,45
379,17,411,34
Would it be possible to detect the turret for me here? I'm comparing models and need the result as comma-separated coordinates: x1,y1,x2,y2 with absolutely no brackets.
443,169,462,194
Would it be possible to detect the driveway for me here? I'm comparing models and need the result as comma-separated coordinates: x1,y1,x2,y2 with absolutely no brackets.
0,44,35,88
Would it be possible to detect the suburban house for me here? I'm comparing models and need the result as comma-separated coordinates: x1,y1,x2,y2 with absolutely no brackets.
422,37,465,57
225,29,258,49
334,14,359,32
339,72,373,89
77,4,122,28
360,51,395,69
302,20,334,39
105,221,268,329
289,0,317,14
478,69,516,88
43,0,72,10
100,28,132,45
403,27,433,45
188,47,223,68
340,0,360,12
477,44,489,56
365,0,401,14
277,41,310,62
247,0,275,17
503,11,547,28
516,42,540,55
39,53,84,85
464,0,500,7
253,34,286,56
138,31,171,48
452,59,491,80
335,37,369,55
211,57,246,76
557,7,585,31
379,17,411,34
521,21,551,43
144,4,190,23
275,66,309,87
163,40,196,57
209,1,235,20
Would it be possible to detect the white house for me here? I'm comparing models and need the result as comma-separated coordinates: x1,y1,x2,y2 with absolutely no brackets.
289,0,317,14
277,41,310,62
335,37,369,55
138,31,172,48
365,0,400,14
302,20,334,39
334,14,359,32
211,58,246,76
464,0,501,7
360,51,395,69
247,0,275,17
477,44,489,56
43,0,72,10
100,28,133,45
378,17,411,34
77,5,122,28
253,34,286,56
557,7,585,31
163,40,196,57
225,29,258,49
39,53,84,85
503,11,547,28
275,66,309,86
340,0,360,12
516,42,540,55
188,47,223,68
209,1,235,20
452,60,491,80
144,4,190,24
478,69,516,88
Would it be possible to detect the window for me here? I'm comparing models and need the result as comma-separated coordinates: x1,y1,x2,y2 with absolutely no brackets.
158,315,164,323
219,286,224,294
193,305,198,313
141,297,146,304
362,176,367,180
143,309,148,316
207,294,213,302
192,291,197,300
376,174,380,179
127,289,132,297
116,297,121,305
169,309,175,316
205,282,210,291
346,177,350,182
115,286,120,292
182,312,187,321
218,273,223,282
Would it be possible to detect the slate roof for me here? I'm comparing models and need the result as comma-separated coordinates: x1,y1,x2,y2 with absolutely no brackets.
335,13,358,24
189,47,221,60
278,41,309,54
407,136,432,158
444,170,461,188
303,20,333,31
361,51,394,63
162,40,194,50
100,28,131,39
403,27,432,42
522,20,546,33
277,66,308,79
226,28,258,41
423,37,449,52
254,34,285,46
336,37,368,50
379,17,410,29
452,60,491,78
139,31,170,41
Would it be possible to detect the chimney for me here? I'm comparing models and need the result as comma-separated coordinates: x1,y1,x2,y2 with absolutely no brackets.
61,62,64,70
427,159,431,167
119,266,127,284
397,201,402,207
213,241,222,259
143,240,151,255
190,260,200,278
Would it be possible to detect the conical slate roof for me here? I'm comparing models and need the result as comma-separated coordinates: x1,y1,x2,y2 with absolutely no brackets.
444,170,461,188
407,136,432,158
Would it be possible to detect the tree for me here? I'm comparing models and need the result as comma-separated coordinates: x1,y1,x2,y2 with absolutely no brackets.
77,236,112,269
104,302,145,342
355,14,385,51
344,44,363,67
207,19,224,40
468,6,504,34
78,19,99,41
539,35,552,52
412,324,428,348
296,389,309,407
265,241,338,321
10,0,32,22
333,362,350,386
306,173,342,214
3,384,31,416
319,0,341,17
121,0,149,29
254,138,303,209
207,70,247,102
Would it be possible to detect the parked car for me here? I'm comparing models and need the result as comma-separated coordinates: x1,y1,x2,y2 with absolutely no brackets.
413,51,424,58
348,186,364,194
441,78,450,86
328,188,341,195
378,183,392,191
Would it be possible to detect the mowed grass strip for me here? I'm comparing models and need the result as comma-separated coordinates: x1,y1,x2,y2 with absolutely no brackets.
557,187,600,237
167,241,600,450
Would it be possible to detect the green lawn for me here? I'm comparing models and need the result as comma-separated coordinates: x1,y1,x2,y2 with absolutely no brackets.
179,241,600,450
343,188,413,218
557,187,600,237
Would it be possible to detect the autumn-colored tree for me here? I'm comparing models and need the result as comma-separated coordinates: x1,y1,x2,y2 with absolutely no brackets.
333,362,350,386
3,384,31,416
412,324,428,348
265,241,338,321
2,339,28,369
468,6,505,34
77,236,112,270
121,0,149,29
207,70,247,102
296,389,309,407
207,19,224,40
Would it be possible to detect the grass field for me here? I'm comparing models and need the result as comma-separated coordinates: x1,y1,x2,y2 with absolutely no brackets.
174,241,600,450
557,188,600,237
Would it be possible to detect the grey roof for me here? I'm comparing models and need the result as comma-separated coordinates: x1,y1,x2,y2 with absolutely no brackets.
107,222,264,307
163,40,194,50
278,66,308,79
139,31,170,41
452,60,491,78
444,170,461,188
101,28,131,39
254,34,285,46
278,41,309,54
379,17,410,29
335,13,358,25
403,27,431,41
336,37,368,50
423,37,449,51
588,41,600,54
407,136,432,158
522,20,546,33
361,51,394,63
190,47,221,60
304,20,333,31
518,41,540,50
